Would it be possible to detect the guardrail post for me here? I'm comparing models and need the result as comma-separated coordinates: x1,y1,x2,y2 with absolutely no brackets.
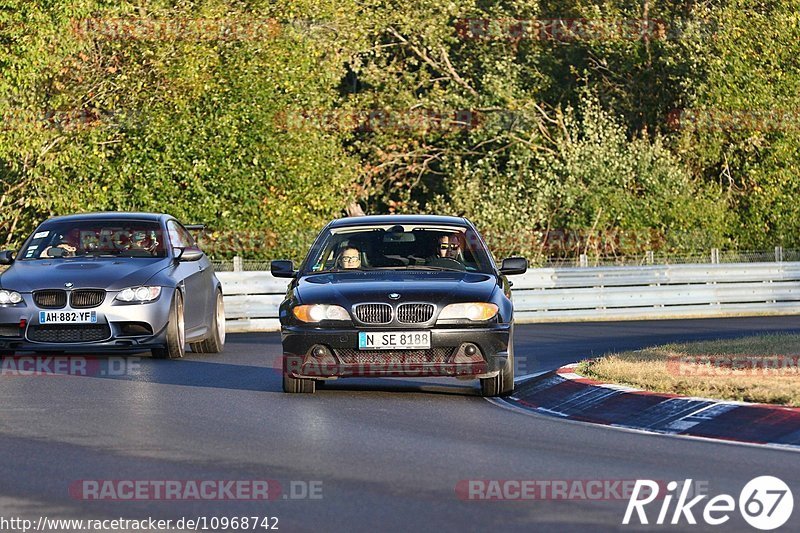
233,256,243,272
775,246,784,262
579,254,588,267
711,248,720,264
646,250,654,265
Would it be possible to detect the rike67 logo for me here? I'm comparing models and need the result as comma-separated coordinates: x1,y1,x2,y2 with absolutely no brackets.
624,477,793,530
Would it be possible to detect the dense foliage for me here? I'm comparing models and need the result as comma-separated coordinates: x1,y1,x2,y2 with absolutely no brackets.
1,0,797,262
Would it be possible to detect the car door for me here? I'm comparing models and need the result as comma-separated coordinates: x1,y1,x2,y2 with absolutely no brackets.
167,220,209,332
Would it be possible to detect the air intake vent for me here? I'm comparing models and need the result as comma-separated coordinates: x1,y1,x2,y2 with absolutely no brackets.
27,324,111,343
334,348,455,365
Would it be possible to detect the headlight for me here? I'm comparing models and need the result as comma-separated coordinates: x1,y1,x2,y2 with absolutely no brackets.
115,286,162,302
293,304,350,323
0,290,23,304
437,302,498,321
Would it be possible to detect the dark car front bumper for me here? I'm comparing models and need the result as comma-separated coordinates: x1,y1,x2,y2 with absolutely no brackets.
281,324,510,379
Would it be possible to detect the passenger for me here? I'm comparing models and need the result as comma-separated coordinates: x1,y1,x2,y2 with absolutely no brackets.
338,247,362,269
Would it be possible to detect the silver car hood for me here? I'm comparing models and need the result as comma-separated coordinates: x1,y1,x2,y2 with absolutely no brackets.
0,258,172,292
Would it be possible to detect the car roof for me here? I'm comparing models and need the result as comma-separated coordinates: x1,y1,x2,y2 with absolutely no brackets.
327,214,470,228
40,212,170,224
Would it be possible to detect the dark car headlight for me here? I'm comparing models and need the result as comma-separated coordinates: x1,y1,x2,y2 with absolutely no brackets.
437,302,498,322
0,290,23,305
293,304,350,323
115,286,162,303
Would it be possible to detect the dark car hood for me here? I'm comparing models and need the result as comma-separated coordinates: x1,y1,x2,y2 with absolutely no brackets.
295,270,497,306
0,258,171,292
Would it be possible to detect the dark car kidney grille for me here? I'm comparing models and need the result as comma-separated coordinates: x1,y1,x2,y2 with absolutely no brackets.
70,289,105,309
396,303,435,323
334,347,455,365
354,303,393,324
33,290,67,309
27,324,111,343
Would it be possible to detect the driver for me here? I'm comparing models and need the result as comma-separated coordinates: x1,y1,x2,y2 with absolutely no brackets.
425,232,466,269
437,233,463,261
113,230,158,254
129,230,159,254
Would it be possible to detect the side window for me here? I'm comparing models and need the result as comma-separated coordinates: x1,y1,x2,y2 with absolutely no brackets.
167,221,198,249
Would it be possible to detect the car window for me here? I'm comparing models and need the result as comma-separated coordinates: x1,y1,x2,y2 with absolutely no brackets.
167,220,198,249
301,224,495,274
19,220,167,259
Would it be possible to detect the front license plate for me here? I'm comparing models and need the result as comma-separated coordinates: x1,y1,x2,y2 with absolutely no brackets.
39,310,98,324
358,331,431,350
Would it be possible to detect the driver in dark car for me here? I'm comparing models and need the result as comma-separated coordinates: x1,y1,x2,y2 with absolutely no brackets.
426,232,466,269
438,233,463,260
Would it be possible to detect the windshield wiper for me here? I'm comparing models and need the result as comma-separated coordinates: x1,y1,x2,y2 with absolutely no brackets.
82,250,119,257
411,266,464,272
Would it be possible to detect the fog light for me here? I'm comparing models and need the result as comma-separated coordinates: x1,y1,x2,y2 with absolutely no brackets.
305,345,338,378
312,345,328,358
454,343,483,364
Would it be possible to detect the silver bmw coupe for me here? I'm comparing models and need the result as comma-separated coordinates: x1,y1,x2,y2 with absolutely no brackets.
0,212,224,358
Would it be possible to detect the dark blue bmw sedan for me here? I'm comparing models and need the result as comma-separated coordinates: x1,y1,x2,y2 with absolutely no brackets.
271,215,527,396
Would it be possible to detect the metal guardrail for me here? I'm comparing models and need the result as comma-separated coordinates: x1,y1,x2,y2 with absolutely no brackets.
218,262,800,332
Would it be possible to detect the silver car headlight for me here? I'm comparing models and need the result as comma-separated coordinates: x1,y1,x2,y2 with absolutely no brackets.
0,290,23,305
115,286,162,302
437,302,498,321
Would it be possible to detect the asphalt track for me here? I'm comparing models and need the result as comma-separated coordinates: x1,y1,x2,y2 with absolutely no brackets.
1,316,799,532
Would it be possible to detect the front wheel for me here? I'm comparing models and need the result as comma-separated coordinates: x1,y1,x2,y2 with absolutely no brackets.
283,373,316,393
152,291,186,359
480,339,515,397
190,290,226,354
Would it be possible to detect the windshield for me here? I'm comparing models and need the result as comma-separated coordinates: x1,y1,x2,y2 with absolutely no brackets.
18,220,167,260
301,224,495,274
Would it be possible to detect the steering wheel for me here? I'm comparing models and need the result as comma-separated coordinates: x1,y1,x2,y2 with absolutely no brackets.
427,257,466,271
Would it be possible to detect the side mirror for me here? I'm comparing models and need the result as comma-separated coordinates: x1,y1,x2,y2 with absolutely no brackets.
174,247,204,262
0,250,15,265
271,260,296,278
500,257,528,276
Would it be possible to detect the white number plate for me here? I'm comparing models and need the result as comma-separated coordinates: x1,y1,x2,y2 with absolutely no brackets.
358,331,431,350
39,311,98,324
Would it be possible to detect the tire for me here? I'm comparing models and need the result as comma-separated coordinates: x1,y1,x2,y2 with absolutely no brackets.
480,334,515,397
152,291,186,359
283,373,316,393
190,290,225,354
